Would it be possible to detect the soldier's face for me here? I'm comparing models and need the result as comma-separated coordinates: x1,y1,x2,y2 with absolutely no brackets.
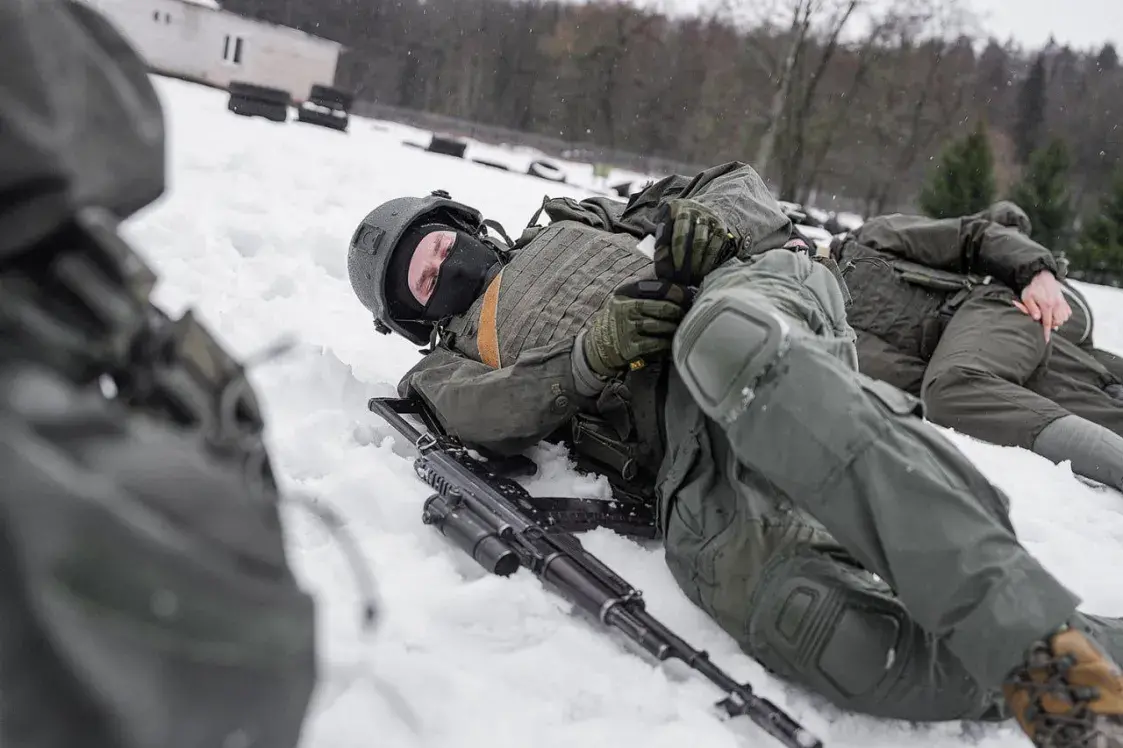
407,230,457,304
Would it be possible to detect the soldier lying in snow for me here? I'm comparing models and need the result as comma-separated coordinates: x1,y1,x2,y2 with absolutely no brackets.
348,161,1123,745
833,201,1123,492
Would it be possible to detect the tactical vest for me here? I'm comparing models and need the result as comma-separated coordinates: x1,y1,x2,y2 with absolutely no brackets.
835,237,994,360
444,220,665,499
446,221,653,361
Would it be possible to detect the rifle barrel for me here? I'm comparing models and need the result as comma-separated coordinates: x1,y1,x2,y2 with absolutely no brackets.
605,605,822,748
367,397,824,748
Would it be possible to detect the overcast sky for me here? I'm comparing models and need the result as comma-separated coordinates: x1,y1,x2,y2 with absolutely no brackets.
626,0,1122,51
967,0,1121,50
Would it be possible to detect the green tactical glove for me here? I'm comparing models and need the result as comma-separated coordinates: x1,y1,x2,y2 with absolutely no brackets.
652,198,738,286
582,280,690,377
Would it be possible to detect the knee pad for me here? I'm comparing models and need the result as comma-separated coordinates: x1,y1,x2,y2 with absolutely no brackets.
673,291,791,426
745,549,990,721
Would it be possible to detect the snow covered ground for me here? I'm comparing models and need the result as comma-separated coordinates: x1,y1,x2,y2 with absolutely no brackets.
391,127,660,198
126,75,1123,748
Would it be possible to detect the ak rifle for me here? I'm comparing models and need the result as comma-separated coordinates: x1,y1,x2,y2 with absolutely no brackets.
368,396,823,748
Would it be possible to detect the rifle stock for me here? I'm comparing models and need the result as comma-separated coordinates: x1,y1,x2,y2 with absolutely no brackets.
368,396,823,748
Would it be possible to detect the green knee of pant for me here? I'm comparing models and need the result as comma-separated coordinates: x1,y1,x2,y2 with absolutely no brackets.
745,547,1006,723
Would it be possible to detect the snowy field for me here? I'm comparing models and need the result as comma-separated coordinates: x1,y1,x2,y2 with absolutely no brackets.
126,76,1123,748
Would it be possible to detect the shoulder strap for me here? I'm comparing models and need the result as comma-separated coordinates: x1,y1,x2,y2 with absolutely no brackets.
478,271,504,368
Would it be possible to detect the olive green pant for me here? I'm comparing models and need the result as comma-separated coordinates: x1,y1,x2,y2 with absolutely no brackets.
857,285,1123,450
659,250,1123,722
1089,346,1123,385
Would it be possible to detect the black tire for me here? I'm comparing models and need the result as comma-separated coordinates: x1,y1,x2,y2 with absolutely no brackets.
471,158,510,171
427,135,467,158
227,93,288,123
527,159,566,183
296,105,349,132
308,84,353,111
227,81,291,106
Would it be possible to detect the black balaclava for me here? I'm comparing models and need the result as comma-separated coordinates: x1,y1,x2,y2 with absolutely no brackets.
386,223,502,324
385,224,437,320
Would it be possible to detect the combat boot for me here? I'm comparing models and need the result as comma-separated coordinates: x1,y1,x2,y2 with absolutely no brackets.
1004,625,1123,746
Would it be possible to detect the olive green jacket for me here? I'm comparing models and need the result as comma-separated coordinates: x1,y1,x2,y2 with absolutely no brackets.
397,162,795,466
834,213,1060,362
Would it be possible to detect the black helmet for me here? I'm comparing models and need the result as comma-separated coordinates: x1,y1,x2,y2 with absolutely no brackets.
347,190,483,345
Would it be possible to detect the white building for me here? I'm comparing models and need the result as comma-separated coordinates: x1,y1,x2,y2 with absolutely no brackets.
80,0,342,102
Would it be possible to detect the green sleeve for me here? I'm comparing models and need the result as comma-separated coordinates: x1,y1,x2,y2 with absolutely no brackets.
853,214,1059,292
397,340,594,455
620,162,795,255
961,217,1059,292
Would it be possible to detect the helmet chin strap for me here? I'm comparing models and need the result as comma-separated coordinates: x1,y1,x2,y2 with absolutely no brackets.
481,218,514,249
419,322,442,355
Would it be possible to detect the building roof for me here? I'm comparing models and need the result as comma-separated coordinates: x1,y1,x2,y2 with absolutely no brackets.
167,0,343,47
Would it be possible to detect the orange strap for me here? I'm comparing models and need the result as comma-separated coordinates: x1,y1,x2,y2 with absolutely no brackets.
478,271,503,368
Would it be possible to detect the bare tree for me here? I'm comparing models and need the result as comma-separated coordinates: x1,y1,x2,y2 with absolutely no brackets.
755,0,819,175
220,0,1118,217
714,0,968,201
846,2,976,213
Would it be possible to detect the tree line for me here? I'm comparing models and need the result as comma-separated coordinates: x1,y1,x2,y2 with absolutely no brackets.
220,0,1122,279
921,128,1123,284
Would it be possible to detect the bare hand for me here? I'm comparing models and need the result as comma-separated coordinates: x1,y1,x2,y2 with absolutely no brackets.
1012,270,1071,343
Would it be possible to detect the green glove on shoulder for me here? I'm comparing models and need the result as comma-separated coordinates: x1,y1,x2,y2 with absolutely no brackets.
652,198,738,286
581,280,690,378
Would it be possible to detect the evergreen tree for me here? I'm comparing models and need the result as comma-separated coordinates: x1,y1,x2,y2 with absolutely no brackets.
1096,43,1119,72
1069,169,1123,283
1014,54,1048,165
919,127,997,218
1009,139,1073,250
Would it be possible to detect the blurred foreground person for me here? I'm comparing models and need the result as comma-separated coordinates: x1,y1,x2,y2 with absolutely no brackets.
0,2,318,746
